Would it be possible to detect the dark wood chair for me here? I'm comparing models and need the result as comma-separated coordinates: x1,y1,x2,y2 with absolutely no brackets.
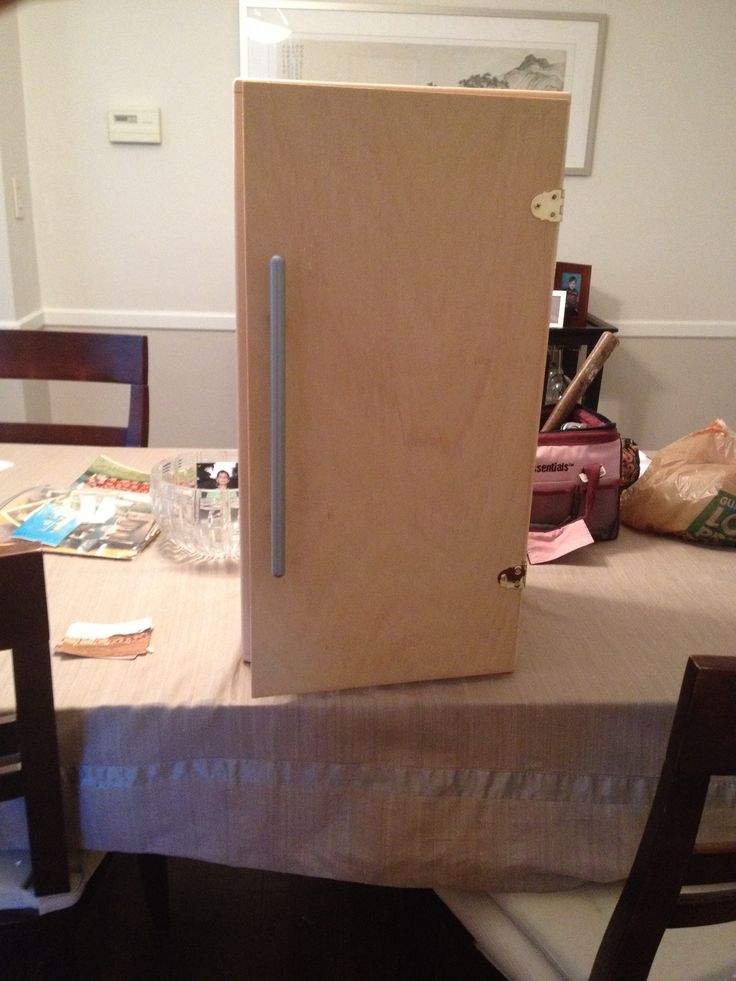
437,654,736,980
0,549,167,963
0,329,149,446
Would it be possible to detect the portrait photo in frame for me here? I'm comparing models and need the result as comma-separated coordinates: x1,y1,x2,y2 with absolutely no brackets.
196,461,239,491
555,262,592,327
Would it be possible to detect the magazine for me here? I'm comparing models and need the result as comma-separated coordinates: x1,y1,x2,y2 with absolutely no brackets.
1,455,158,560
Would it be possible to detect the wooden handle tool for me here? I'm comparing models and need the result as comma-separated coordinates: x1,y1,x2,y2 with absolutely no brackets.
541,331,620,432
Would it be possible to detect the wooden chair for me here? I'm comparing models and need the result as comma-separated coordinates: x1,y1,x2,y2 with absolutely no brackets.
0,550,167,958
0,329,149,446
436,655,736,980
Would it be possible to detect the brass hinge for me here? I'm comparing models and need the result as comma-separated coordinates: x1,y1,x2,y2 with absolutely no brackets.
498,563,527,590
531,189,564,223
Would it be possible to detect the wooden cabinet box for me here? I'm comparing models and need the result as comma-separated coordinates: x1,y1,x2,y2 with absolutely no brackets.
235,80,569,696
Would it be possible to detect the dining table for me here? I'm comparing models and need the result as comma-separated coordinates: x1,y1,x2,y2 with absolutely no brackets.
1,442,735,893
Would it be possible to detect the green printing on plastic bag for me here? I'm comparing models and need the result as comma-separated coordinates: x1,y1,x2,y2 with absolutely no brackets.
686,489,736,546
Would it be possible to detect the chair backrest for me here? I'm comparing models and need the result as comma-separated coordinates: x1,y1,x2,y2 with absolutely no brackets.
0,549,70,898
0,329,149,446
591,654,736,980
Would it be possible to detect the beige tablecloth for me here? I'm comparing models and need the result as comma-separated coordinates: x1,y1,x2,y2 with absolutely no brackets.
1,444,735,890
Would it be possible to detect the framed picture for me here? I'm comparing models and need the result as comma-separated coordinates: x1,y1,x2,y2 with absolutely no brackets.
196,461,239,491
239,3,607,175
549,290,566,330
555,262,591,327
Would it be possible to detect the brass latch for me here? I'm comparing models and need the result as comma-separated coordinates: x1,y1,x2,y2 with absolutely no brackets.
498,563,527,590
531,189,564,223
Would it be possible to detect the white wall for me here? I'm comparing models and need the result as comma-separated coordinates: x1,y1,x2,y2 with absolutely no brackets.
13,0,240,446
0,152,15,323
0,4,43,423
17,0,238,321
0,3,41,323
4,0,736,449
550,0,735,324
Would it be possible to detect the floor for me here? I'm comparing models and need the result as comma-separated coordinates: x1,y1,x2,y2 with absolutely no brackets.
2,854,505,980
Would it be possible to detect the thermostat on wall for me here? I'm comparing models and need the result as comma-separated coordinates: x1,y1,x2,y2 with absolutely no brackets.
108,107,161,144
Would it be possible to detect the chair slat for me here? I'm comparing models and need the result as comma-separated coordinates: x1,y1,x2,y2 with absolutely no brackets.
685,843,736,885
672,889,736,928
0,330,147,384
0,716,18,756
0,422,129,446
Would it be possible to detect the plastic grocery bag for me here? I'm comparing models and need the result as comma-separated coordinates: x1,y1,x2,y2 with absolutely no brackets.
620,419,736,546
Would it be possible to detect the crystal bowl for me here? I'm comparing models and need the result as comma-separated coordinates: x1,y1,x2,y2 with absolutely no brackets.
151,452,240,560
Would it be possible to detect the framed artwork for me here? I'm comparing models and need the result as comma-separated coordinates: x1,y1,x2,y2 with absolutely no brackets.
555,262,591,327
549,290,566,329
239,3,607,174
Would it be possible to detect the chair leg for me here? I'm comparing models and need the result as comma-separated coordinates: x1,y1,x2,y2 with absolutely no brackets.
138,854,170,931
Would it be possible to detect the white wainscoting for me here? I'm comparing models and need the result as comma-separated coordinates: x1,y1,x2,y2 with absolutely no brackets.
618,321,736,339
2,313,734,450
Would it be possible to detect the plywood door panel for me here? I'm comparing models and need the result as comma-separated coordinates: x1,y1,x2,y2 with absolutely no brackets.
235,81,569,696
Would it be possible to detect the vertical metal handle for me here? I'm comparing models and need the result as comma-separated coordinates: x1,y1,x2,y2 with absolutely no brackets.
270,255,286,577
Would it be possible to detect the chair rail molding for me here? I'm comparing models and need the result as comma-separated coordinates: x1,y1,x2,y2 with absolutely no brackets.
0,309,44,330
3,311,735,339
5,307,736,340
616,320,736,339
38,308,237,332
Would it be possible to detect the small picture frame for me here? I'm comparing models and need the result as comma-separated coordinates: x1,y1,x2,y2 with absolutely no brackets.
549,290,566,329
196,461,239,491
554,262,591,327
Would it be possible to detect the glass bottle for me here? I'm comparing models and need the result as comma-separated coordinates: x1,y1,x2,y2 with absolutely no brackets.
544,346,569,405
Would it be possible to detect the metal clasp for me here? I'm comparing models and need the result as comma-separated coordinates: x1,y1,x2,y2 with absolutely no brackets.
498,564,527,590
531,189,564,223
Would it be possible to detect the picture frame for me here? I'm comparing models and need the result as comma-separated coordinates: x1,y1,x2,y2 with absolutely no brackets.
554,262,591,327
196,461,239,491
239,3,607,175
549,290,566,330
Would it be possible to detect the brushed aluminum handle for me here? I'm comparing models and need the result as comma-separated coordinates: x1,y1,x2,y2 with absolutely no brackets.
270,255,286,577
